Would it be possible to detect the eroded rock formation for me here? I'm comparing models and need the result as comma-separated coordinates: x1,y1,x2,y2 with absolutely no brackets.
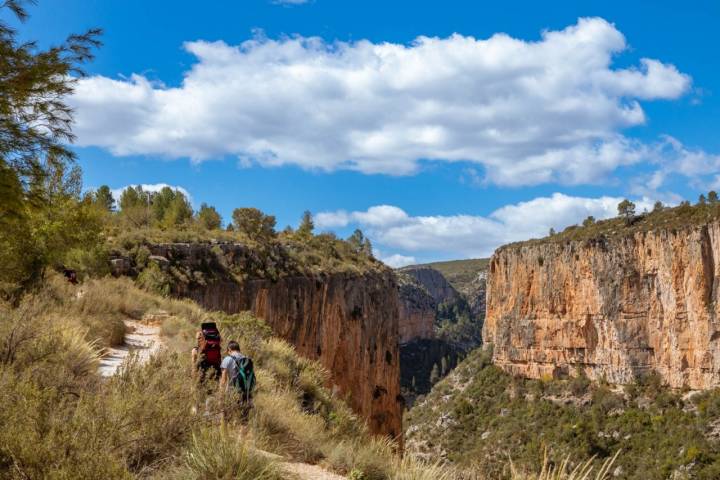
143,243,403,440
397,274,436,344
400,266,461,305
484,222,720,389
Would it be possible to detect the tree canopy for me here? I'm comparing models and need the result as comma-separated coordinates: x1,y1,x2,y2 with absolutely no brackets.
0,1,101,299
617,199,636,224
232,207,277,239
197,203,222,230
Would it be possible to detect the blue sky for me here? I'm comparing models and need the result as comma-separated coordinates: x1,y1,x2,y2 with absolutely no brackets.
11,0,720,265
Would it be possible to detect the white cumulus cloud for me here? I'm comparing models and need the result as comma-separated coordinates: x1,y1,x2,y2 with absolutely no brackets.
317,193,657,258
377,253,417,268
71,18,691,186
110,183,193,204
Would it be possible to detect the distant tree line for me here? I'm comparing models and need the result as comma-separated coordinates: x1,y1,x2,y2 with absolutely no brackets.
87,184,374,254
568,190,720,236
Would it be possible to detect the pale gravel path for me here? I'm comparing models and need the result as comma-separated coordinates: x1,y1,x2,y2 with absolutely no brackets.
281,461,346,480
98,319,163,377
256,448,346,479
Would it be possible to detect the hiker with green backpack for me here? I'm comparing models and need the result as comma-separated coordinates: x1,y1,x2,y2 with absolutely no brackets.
219,340,256,418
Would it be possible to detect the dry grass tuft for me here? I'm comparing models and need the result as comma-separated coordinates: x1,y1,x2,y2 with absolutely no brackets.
510,451,620,480
166,427,285,480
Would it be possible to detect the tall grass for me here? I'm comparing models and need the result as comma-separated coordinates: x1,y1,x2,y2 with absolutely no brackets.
168,428,285,480
510,451,620,480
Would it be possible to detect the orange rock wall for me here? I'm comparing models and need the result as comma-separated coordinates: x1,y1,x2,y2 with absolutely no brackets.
182,274,402,438
483,223,720,389
398,281,435,344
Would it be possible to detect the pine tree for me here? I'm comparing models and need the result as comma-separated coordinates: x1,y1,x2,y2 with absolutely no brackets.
119,186,151,227
196,203,222,230
709,191,719,204
582,216,595,227
160,192,193,228
347,228,365,252
232,207,277,240
361,238,373,257
92,185,114,211
617,199,636,224
0,1,101,299
297,210,314,238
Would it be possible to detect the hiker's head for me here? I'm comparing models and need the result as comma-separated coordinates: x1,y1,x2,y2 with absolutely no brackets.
196,331,203,343
227,340,241,352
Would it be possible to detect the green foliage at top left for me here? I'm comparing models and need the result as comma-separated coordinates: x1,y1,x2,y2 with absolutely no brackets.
0,1,103,300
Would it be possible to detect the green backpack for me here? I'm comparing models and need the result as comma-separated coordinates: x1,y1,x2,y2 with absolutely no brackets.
230,356,256,401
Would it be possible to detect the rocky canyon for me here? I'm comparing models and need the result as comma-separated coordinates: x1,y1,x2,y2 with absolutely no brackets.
484,221,720,389
397,264,486,405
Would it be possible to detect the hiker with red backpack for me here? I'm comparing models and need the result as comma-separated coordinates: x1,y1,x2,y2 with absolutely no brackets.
191,322,222,383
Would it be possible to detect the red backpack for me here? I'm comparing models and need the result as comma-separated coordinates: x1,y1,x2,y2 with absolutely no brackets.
198,322,221,377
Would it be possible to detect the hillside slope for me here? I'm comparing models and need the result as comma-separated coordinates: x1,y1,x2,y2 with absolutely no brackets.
0,274,448,479
405,347,720,479
111,241,402,440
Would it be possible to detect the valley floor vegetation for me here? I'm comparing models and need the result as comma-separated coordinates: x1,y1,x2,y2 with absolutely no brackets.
405,347,720,480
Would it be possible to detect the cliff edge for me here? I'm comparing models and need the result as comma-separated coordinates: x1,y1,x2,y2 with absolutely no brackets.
484,220,720,389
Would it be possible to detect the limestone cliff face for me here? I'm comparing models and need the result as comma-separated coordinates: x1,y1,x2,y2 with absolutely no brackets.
484,222,720,389
397,274,436,344
467,270,487,320
145,243,403,439
400,267,460,305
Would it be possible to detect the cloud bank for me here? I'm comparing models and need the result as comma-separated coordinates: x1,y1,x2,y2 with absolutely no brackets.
317,193,656,259
71,18,691,186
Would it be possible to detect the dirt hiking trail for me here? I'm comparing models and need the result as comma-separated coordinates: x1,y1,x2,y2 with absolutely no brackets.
98,317,164,377
99,314,346,478
257,449,346,480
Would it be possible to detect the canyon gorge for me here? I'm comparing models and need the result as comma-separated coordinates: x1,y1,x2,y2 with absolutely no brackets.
397,264,486,405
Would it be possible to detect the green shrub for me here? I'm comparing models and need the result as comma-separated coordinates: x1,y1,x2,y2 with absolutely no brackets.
137,262,172,296
324,437,394,480
63,244,112,280
0,294,201,478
